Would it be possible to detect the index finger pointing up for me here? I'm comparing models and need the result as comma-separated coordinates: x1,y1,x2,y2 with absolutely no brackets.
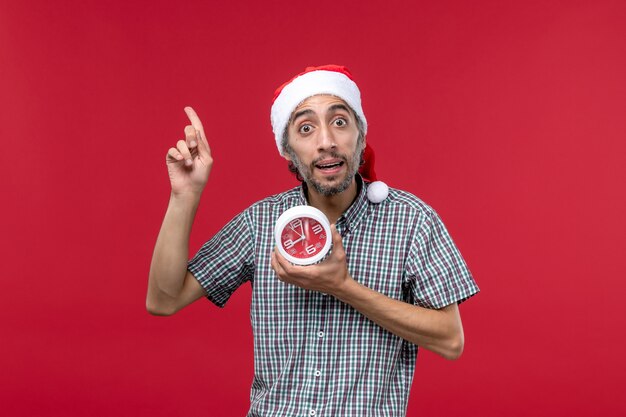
184,106,205,135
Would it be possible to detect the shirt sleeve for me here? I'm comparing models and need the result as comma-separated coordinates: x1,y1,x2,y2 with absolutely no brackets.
405,209,479,309
188,210,255,308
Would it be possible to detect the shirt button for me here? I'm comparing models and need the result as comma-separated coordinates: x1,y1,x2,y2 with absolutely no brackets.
309,410,316,416
314,370,321,377
317,331,324,338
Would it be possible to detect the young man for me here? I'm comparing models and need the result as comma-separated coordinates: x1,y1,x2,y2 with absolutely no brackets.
147,65,479,416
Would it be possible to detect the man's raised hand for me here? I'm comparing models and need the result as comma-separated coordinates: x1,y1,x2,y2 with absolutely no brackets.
166,107,213,196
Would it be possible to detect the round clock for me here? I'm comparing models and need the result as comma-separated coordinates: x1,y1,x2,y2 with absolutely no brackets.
274,205,332,265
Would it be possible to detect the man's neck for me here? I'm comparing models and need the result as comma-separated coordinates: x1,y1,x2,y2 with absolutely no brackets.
305,179,359,224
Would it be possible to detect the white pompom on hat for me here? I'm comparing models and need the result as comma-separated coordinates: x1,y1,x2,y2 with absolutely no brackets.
271,64,368,155
367,181,390,203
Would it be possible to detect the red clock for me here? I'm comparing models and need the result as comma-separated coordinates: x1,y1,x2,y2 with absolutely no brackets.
274,206,332,265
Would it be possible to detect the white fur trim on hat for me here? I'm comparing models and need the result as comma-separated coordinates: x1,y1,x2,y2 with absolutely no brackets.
271,70,368,155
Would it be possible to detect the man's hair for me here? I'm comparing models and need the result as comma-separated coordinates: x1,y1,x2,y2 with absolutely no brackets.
282,108,367,182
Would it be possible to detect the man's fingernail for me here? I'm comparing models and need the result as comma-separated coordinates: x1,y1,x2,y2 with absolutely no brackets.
190,140,197,147
185,159,193,166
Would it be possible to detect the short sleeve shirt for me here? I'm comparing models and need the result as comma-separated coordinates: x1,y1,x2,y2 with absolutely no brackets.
188,178,479,417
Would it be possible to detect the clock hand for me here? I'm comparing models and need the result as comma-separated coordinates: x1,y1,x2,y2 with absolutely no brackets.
284,234,304,249
289,223,302,238
303,219,310,241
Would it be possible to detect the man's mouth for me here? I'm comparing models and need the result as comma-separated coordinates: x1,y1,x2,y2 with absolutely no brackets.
314,159,344,172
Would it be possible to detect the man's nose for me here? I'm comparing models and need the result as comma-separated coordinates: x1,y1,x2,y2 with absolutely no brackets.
317,126,336,151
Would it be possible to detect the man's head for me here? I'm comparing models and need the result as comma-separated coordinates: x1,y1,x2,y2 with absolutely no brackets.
271,65,369,195
282,94,365,196
271,65,367,155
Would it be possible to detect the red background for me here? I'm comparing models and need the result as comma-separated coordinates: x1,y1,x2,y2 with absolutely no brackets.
1,0,625,415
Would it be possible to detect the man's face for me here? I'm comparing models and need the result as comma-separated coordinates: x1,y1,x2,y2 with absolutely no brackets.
283,95,364,197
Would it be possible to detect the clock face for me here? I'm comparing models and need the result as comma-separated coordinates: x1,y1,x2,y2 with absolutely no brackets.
279,217,328,259
274,206,332,265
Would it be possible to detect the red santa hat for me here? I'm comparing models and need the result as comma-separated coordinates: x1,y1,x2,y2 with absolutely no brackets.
271,64,368,155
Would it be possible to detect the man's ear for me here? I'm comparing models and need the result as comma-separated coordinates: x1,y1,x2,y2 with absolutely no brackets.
281,134,292,161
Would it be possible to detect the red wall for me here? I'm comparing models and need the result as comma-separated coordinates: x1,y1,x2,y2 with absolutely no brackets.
1,0,625,415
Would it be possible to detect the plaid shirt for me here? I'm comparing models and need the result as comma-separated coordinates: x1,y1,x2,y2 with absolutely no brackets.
189,177,478,417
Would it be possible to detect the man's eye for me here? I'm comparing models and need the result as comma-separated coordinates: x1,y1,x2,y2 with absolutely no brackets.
334,118,346,127
299,125,312,134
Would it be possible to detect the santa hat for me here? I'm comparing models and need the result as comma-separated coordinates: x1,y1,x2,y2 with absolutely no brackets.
270,64,368,155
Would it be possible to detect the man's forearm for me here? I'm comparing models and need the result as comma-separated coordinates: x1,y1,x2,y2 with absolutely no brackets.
333,279,464,360
148,193,201,305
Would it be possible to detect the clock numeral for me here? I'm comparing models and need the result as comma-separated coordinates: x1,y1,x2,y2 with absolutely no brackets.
289,219,302,230
305,244,317,255
283,239,295,249
311,224,323,235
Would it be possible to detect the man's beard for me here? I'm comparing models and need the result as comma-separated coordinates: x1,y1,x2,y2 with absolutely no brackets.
287,145,363,197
